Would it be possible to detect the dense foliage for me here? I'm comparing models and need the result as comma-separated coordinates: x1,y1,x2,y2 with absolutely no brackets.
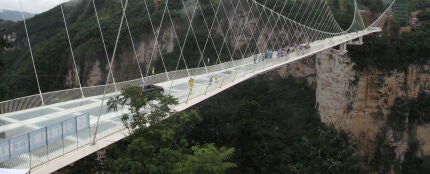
106,86,177,131
326,0,355,29
64,75,363,173
190,74,362,174
349,17,430,71
373,93,430,173
0,0,246,101
409,0,430,11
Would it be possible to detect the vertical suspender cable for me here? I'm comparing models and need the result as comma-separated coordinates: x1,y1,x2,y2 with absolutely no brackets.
222,0,247,59
179,0,208,72
58,1,85,98
92,0,118,91
263,0,289,50
143,0,170,81
92,0,129,145
19,0,44,106
119,0,145,85
210,0,240,66
196,0,222,70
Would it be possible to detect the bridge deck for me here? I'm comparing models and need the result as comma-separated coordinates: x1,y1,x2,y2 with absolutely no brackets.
0,29,379,173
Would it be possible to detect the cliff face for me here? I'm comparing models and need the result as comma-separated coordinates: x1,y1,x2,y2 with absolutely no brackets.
65,0,288,87
65,25,177,87
314,49,430,168
276,48,430,171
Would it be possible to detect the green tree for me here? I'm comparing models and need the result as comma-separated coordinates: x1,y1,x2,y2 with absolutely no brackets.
174,144,236,174
288,126,362,174
107,86,178,131
108,110,236,174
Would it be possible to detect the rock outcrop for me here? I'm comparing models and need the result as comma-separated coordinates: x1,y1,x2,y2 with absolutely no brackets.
313,49,430,169
278,48,430,171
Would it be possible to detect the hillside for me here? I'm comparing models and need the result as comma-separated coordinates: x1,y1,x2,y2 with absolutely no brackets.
0,9,34,22
0,0,213,100
0,0,340,101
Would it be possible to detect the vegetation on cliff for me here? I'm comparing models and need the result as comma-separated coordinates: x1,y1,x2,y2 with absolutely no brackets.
373,93,430,173
0,0,248,101
349,0,430,71
62,74,362,174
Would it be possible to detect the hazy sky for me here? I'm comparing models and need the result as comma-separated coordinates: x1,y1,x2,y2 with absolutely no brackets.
0,0,69,14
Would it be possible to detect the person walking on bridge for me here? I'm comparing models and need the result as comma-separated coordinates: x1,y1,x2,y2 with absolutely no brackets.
188,78,195,92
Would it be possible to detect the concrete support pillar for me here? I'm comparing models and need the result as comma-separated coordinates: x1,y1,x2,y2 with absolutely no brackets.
340,43,347,52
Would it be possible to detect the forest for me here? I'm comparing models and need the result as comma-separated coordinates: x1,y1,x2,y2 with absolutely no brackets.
62,74,363,174
349,0,430,71
1,0,430,173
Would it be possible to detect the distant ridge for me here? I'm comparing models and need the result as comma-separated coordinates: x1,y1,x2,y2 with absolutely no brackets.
0,9,34,22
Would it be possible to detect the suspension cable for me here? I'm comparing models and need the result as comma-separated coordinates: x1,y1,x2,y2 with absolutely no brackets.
143,0,170,80
263,0,289,50
120,0,145,85
208,0,236,66
19,0,44,105
222,0,247,59
242,0,268,56
92,0,129,145
179,0,207,72
58,0,85,98
91,0,117,91
196,0,222,69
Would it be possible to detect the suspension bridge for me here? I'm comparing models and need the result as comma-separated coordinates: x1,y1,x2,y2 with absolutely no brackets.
0,0,395,173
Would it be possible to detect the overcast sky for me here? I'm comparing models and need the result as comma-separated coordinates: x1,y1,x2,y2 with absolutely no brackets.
0,0,69,14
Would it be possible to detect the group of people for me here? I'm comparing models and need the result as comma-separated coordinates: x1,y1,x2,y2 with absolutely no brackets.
253,43,312,64
294,43,311,55
184,43,313,91
253,50,277,64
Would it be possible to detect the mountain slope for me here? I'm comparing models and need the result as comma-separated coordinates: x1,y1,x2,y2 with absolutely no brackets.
0,9,34,22
0,0,241,100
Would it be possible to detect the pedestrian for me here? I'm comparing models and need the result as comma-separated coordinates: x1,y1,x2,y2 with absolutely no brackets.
152,67,155,75
188,78,195,91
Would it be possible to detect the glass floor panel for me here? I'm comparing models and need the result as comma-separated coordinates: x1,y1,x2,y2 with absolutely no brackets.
6,108,59,121
93,93,119,100
0,119,10,126
56,100,97,109
33,114,78,127
79,105,124,116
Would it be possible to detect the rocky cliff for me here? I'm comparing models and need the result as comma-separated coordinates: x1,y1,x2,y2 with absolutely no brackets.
314,49,430,170
278,48,430,171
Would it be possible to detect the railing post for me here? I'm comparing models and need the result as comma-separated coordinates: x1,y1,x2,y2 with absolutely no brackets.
185,89,192,104
28,133,31,169
219,76,226,88
76,116,79,149
46,127,49,161
204,78,211,95
232,68,240,82
62,122,65,155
